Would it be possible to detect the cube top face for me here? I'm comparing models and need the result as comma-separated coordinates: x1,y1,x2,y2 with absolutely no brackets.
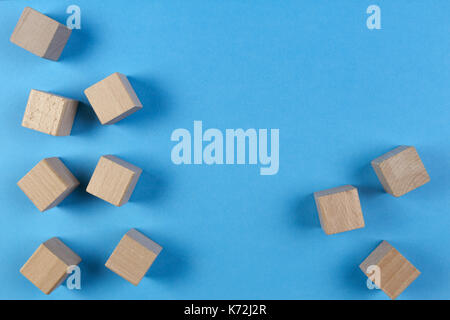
22,90,78,136
17,157,79,212
20,238,81,295
84,73,142,125
360,241,420,300
10,7,71,61
314,185,365,235
371,146,430,197
86,155,142,206
105,229,162,286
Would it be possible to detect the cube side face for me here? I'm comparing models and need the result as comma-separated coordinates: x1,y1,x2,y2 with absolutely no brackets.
86,156,140,206
102,155,142,173
371,162,394,195
126,229,163,255
84,73,142,125
372,147,430,197
55,99,78,136
10,7,59,58
17,159,73,211
104,106,142,125
371,146,410,165
117,73,142,109
22,90,77,136
314,187,365,235
44,237,82,267
20,244,68,294
105,235,158,285
43,24,71,61
44,157,79,188
118,171,141,206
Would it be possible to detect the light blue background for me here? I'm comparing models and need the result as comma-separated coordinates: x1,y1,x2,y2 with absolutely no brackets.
0,0,448,300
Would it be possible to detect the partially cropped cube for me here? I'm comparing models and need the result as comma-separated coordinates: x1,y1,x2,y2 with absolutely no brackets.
10,7,72,61
20,237,81,294
360,241,420,300
17,157,79,211
86,155,142,206
314,185,365,235
105,229,162,285
22,90,78,136
371,146,430,197
84,72,142,124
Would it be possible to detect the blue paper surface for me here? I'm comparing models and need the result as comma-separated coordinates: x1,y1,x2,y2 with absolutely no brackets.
0,0,448,299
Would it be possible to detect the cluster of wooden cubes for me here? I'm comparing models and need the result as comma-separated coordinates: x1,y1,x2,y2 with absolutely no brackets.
11,7,142,132
313,145,429,299
11,7,160,293
21,229,162,294
11,6,145,209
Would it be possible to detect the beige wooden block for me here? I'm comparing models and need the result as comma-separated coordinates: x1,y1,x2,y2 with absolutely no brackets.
22,89,78,136
86,155,142,206
360,241,420,300
17,157,79,212
10,7,71,61
314,185,365,235
20,237,81,294
84,72,142,124
371,146,430,197
105,229,162,285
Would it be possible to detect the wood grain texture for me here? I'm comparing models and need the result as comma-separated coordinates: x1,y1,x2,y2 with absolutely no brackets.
371,146,430,197
86,155,142,206
314,185,365,235
10,7,71,61
360,241,420,300
20,237,81,295
105,229,162,285
84,72,142,125
17,157,79,212
22,89,78,136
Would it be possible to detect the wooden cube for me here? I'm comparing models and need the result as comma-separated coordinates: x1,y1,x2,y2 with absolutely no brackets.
17,157,79,212
10,7,71,61
84,73,142,124
86,155,142,206
22,90,78,136
371,146,430,197
360,241,420,300
105,229,162,285
314,185,365,235
20,237,81,294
